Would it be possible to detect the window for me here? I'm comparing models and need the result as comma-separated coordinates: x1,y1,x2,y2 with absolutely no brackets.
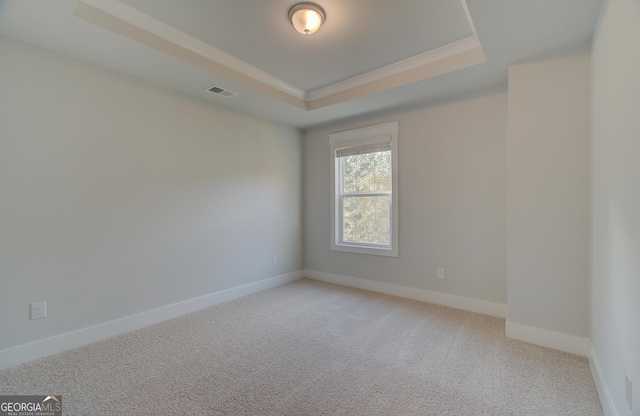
330,122,398,257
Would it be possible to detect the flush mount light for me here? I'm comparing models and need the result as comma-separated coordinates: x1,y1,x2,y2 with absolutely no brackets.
288,3,325,35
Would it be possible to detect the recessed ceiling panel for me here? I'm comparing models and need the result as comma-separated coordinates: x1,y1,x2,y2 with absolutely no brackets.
119,0,475,91
0,0,604,129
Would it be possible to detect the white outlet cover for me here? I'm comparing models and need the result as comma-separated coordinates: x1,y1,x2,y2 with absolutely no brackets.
437,267,445,279
30,301,46,320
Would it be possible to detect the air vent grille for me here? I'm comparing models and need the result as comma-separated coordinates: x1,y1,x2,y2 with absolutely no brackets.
205,85,237,98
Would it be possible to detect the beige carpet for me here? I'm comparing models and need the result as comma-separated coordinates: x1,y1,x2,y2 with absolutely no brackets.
0,279,603,415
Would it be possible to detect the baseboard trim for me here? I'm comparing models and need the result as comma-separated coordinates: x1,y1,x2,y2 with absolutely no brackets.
588,344,618,416
505,319,589,356
304,269,508,318
0,271,303,371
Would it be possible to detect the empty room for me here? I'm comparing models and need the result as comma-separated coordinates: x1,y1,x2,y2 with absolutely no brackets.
0,0,638,415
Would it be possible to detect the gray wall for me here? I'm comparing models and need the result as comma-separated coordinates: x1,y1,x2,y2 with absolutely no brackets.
0,36,303,350
304,92,508,305
5,11,634,408
506,52,591,337
591,0,640,414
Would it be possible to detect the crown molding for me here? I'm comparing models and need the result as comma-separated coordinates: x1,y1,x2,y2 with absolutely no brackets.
306,36,482,101
74,0,485,112
305,36,485,109
74,0,308,109
460,0,478,36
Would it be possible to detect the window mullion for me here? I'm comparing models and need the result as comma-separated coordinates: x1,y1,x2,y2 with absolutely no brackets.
341,191,391,197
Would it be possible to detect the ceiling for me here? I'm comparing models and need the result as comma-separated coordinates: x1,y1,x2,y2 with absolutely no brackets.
0,0,603,129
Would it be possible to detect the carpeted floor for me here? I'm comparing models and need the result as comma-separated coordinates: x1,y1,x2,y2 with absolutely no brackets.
0,279,603,415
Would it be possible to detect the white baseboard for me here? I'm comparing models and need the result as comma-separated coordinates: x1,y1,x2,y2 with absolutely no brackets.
505,319,589,356
589,344,618,416
0,271,303,371
304,269,508,318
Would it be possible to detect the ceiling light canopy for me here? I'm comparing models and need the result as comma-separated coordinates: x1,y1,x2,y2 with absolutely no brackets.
288,3,325,35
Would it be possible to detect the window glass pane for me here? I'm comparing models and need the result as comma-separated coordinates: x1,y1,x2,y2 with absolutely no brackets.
342,150,391,193
342,195,391,245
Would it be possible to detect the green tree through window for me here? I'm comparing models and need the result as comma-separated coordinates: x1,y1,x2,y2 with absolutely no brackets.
341,151,391,244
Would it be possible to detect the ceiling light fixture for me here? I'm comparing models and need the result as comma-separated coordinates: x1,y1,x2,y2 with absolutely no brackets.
288,3,325,35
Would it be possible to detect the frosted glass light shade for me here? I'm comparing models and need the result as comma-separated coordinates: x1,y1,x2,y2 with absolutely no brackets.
288,3,325,35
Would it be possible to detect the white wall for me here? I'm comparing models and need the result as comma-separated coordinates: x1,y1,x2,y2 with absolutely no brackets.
506,52,591,340
0,36,303,352
304,91,508,306
591,0,640,414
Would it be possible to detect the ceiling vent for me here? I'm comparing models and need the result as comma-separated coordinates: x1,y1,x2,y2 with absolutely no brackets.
205,85,237,98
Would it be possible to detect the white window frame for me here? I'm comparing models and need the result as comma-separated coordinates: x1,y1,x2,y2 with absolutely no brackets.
329,121,398,257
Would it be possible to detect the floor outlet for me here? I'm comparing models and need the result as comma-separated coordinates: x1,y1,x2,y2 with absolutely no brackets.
626,374,633,410
437,267,445,279
31,301,46,320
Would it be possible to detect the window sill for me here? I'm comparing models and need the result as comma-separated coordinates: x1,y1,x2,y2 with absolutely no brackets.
331,243,398,257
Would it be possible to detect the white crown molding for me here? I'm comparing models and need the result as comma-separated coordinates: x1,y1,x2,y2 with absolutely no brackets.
74,0,485,112
305,44,485,110
460,0,478,37
306,36,482,101
74,0,307,103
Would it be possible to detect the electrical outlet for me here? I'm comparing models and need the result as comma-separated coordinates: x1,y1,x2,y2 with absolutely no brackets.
272,256,278,266
626,374,633,410
437,267,445,279
30,301,46,320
